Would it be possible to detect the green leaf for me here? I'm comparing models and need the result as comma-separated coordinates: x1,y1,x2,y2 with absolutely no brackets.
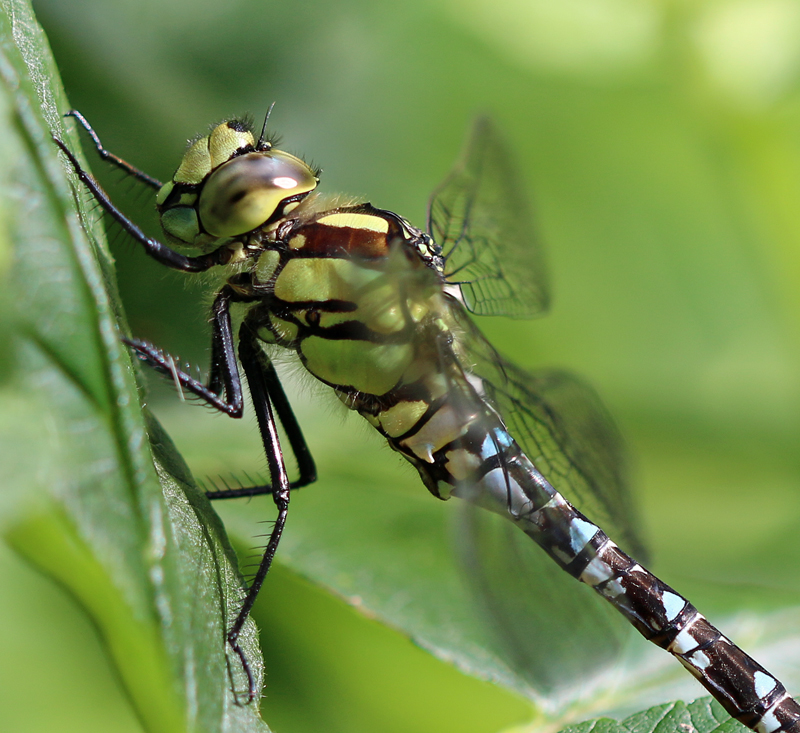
0,1,269,731
559,698,748,733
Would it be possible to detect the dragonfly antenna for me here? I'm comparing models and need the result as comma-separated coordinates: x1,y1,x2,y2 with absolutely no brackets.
257,102,276,149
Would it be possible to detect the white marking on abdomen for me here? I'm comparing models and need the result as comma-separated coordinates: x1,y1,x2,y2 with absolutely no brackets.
661,591,685,622
444,448,481,481
755,701,785,733
401,404,472,463
668,614,703,654
480,467,532,515
580,556,615,586
754,671,778,699
689,649,711,670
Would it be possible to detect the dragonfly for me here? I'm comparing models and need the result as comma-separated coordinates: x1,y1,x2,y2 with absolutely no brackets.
55,110,800,732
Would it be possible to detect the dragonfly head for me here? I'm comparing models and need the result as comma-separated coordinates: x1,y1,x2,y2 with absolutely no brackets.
156,119,319,251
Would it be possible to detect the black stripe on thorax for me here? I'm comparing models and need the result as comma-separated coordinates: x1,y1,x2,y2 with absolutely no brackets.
301,320,413,343
337,380,435,416
284,249,389,262
276,298,358,312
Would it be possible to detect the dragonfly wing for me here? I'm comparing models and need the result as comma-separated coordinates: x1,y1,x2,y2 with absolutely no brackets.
427,117,549,318
454,502,631,698
441,305,646,696
452,305,645,558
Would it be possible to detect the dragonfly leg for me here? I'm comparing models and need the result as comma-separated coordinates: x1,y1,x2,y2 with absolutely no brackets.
53,135,220,272
65,110,163,189
225,325,295,703
124,292,312,701
205,285,244,408
135,285,316,498
124,282,315,491
205,359,316,499
123,285,249,417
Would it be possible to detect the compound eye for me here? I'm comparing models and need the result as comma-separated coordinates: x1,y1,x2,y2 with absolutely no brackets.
198,151,317,237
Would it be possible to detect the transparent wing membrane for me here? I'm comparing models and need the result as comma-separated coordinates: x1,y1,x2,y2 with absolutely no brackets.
427,117,549,318
454,499,631,699
441,314,641,695
451,308,644,559
426,117,643,693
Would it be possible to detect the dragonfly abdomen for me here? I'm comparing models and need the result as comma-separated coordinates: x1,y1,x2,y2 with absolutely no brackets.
366,381,800,733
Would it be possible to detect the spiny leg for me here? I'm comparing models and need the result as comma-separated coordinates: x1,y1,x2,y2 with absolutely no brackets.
204,354,316,499
207,287,235,400
125,296,312,702
126,285,316,497
56,115,306,703
65,110,164,189
196,284,245,415
57,118,314,487
202,290,316,498
226,325,294,703
124,313,245,419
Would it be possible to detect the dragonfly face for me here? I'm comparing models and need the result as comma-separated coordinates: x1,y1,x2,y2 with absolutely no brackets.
156,120,318,252
53,112,800,732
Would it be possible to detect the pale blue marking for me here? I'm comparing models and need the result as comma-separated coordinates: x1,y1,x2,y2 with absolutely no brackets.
479,429,512,461
493,427,514,448
756,707,782,733
480,434,499,461
480,467,529,515
569,518,598,554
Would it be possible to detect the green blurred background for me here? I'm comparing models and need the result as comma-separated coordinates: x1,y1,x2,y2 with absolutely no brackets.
4,0,800,731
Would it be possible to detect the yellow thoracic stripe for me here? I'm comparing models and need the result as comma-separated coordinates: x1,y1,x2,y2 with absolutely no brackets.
317,212,390,233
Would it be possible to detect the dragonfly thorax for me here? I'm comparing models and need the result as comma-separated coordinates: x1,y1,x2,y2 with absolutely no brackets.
155,120,318,252
250,203,445,397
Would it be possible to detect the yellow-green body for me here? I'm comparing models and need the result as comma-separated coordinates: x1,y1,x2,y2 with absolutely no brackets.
251,203,446,399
